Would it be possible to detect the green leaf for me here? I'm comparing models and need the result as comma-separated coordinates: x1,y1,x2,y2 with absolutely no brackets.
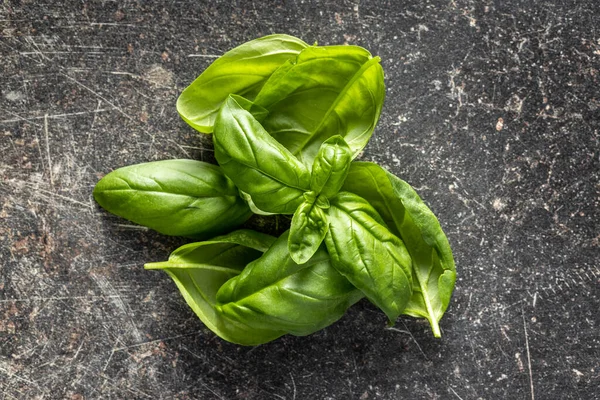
288,193,330,264
177,34,308,133
325,192,413,323
216,231,362,336
93,159,252,237
341,162,456,337
253,45,385,166
214,95,311,214
145,230,284,346
310,135,353,199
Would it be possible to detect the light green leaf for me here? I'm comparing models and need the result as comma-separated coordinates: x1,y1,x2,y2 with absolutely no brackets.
93,159,251,238
177,34,308,133
145,230,284,346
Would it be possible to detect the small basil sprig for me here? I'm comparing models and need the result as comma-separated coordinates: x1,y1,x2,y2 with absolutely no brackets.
93,159,251,238
288,136,352,264
94,34,457,345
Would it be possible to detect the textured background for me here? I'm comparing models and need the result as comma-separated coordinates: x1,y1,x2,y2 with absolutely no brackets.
1,1,599,399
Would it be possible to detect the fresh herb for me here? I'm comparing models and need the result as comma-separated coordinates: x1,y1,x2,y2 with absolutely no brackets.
94,34,456,345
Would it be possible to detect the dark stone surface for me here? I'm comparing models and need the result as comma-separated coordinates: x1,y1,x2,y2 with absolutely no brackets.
1,1,598,399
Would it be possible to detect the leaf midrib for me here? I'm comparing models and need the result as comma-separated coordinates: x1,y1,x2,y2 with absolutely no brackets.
226,112,309,192
220,256,328,304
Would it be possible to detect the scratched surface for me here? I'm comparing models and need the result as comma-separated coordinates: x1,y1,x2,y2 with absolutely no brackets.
1,0,599,399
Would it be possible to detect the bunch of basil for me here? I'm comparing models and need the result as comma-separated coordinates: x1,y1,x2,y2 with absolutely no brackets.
93,35,456,345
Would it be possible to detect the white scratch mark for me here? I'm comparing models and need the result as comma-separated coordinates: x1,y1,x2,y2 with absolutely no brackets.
522,308,535,400
103,349,115,372
0,107,43,127
201,384,224,400
84,100,104,154
290,372,297,400
0,295,126,303
89,22,140,27
71,340,85,361
463,292,473,317
60,73,135,121
91,273,142,342
33,129,45,175
0,367,44,391
19,51,105,56
167,138,192,158
95,371,153,398
449,386,464,400
387,323,428,360
112,331,202,352
0,108,109,124
43,114,54,187
9,181,93,210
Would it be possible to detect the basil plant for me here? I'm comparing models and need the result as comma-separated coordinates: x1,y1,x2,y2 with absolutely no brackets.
94,34,456,345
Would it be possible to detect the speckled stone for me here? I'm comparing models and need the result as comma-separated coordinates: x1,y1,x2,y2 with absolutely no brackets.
1,1,598,399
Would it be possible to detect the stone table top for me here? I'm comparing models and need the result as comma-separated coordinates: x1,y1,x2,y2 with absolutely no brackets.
1,1,598,399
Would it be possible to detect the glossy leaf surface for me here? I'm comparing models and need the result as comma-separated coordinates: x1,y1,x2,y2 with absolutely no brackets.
177,34,308,133
288,193,330,264
310,135,353,198
93,159,251,237
325,192,413,323
145,230,284,346
253,45,385,166
342,162,456,337
216,231,362,336
214,95,311,214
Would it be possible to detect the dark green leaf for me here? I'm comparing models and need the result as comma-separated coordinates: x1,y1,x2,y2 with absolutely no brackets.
342,162,456,337
216,231,362,336
214,95,311,214
325,192,413,323
177,34,308,133
253,45,385,166
288,194,329,264
145,230,284,346
93,159,251,237
310,135,353,198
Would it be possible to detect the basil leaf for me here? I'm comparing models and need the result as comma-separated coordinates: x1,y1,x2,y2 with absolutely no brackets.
216,231,362,336
253,45,385,166
325,192,413,323
214,94,311,214
310,135,353,199
177,34,308,133
341,162,456,337
145,230,284,346
93,159,251,238
288,193,330,264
